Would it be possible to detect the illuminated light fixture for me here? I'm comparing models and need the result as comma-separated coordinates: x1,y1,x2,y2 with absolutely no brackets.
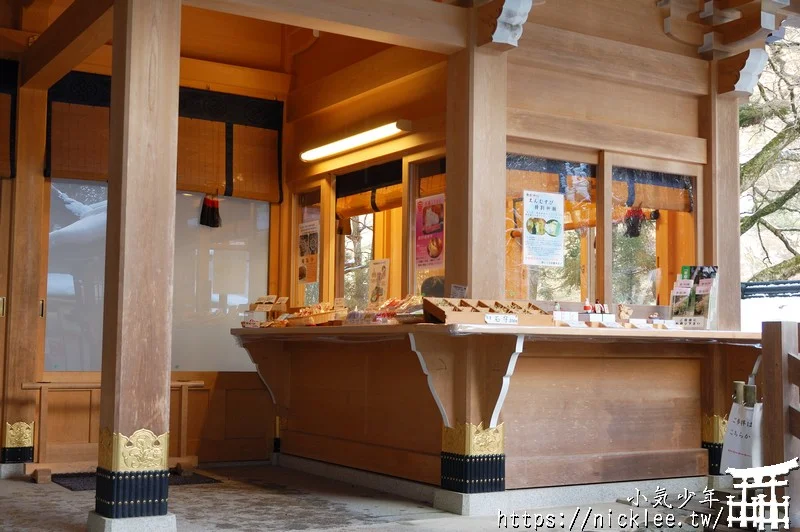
300,120,412,162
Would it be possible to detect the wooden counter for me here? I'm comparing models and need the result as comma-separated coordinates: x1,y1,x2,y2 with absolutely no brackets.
231,324,761,492
233,323,761,344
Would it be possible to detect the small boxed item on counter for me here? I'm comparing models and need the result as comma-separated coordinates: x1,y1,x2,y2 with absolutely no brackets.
241,312,261,328
285,302,336,326
423,298,552,326
395,295,425,324
249,295,289,321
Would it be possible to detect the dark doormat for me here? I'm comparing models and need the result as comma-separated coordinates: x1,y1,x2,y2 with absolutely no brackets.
52,471,221,492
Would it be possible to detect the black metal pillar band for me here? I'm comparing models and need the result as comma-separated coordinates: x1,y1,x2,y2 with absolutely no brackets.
0,446,33,463
95,468,170,519
703,441,723,475
441,452,505,493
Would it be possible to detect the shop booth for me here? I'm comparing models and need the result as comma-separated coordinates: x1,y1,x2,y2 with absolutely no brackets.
0,0,788,527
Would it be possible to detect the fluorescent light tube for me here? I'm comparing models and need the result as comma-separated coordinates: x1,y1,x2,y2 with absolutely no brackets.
300,120,412,162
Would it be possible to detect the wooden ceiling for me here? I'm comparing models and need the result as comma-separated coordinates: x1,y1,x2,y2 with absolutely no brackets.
1,0,288,72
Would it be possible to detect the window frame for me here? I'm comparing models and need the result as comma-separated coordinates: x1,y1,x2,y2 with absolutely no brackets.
597,152,704,306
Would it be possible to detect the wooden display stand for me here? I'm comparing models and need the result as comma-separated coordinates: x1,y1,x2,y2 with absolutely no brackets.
422,297,553,326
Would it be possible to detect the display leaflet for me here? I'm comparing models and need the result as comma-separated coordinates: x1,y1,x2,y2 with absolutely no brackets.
415,193,445,269
298,221,319,284
367,259,390,309
522,191,565,267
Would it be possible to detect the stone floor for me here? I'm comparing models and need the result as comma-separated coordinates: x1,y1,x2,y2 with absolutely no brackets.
0,464,473,531
0,464,701,531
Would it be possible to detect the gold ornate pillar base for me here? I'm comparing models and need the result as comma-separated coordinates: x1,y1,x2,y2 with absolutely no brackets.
441,423,505,493
95,427,170,519
1,421,34,463
702,414,728,475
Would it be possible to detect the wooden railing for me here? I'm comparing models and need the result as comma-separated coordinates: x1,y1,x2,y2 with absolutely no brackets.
21,380,203,472
761,321,800,511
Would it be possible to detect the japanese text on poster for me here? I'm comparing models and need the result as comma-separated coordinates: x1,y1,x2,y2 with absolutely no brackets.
415,194,445,269
523,191,564,267
367,259,390,309
298,221,319,284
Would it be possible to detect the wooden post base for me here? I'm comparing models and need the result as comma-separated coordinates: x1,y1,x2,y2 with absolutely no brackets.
32,468,51,483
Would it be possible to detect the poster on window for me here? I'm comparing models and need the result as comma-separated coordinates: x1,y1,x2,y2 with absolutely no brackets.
367,259,390,308
415,193,445,269
523,191,564,267
298,221,319,284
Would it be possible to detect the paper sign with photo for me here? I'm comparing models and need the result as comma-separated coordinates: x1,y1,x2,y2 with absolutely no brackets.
522,191,565,267
298,221,319,284
415,194,445,269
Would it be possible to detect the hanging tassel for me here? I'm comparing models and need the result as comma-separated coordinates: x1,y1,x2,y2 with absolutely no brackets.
199,193,221,228
624,207,645,238
211,193,222,228
199,194,212,227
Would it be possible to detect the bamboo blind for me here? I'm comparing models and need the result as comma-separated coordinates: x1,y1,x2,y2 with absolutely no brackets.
418,172,446,198
50,102,109,181
336,172,447,219
0,94,10,178
507,170,691,212
232,125,280,203
177,117,226,194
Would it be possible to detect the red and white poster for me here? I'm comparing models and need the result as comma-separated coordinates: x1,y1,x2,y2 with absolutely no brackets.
415,193,445,269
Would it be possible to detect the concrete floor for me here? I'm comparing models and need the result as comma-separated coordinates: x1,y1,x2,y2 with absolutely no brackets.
0,464,694,531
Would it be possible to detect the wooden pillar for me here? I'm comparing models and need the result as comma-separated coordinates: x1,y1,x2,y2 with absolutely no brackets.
595,152,613,305
411,331,523,493
701,61,741,330
90,0,180,526
444,13,507,300
760,321,799,522
0,179,11,464
700,345,729,475
1,87,47,465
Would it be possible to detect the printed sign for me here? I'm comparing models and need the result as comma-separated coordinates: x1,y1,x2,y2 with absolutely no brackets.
415,194,445,269
367,259,390,308
522,191,564,267
298,221,319,284
484,314,518,325
450,284,468,298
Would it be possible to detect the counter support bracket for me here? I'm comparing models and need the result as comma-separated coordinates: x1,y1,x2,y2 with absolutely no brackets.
408,332,452,427
409,332,525,494
489,334,525,428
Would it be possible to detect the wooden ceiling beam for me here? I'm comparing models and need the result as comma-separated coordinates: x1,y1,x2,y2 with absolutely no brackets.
183,0,468,54
0,28,34,60
19,0,113,90
717,48,768,96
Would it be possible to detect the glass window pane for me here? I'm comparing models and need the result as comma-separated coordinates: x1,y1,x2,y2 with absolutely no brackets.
505,154,596,302
299,190,321,306
46,181,269,372
172,193,269,371
343,213,374,309
46,179,108,371
610,166,695,306
414,159,446,296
